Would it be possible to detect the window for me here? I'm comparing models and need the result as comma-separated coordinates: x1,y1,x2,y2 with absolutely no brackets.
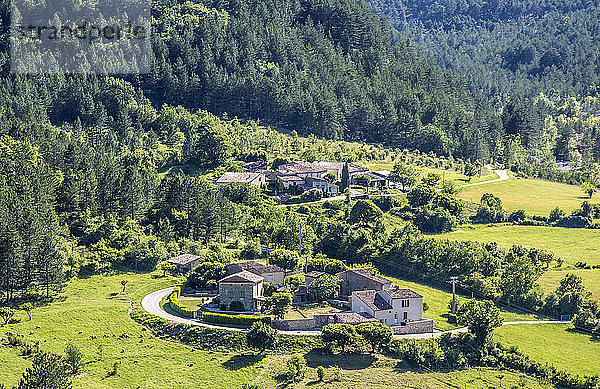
239,291,245,299
228,291,235,298
403,312,408,320
267,274,274,281
402,300,410,308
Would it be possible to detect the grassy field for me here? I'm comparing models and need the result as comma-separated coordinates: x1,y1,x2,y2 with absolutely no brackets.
253,353,554,388
457,177,596,216
495,324,600,377
0,272,263,388
439,224,600,266
539,269,600,301
384,275,544,331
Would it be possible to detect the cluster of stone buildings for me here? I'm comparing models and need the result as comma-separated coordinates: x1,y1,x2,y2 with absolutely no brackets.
215,160,391,195
167,253,432,334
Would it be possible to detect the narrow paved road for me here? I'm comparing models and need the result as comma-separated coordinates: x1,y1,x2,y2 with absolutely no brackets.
459,166,510,188
141,287,569,340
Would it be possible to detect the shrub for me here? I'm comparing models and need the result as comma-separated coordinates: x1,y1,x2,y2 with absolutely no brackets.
317,366,325,381
246,321,279,353
65,342,84,375
202,312,271,327
321,324,357,352
286,355,306,382
263,281,278,297
355,322,393,353
229,301,245,312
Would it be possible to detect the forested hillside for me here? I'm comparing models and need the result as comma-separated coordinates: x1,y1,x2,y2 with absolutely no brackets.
366,0,600,100
0,0,505,160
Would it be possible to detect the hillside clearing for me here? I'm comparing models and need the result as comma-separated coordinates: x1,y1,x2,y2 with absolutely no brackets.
439,224,600,266
457,177,596,215
495,324,600,377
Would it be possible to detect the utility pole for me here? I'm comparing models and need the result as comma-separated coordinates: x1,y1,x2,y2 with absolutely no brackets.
448,276,459,314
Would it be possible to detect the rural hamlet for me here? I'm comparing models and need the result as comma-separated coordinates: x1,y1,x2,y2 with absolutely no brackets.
2,0,599,385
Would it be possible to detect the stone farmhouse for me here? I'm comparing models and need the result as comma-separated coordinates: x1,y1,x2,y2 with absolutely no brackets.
225,261,285,285
350,287,433,334
217,270,264,311
167,254,203,273
216,160,390,196
336,267,393,297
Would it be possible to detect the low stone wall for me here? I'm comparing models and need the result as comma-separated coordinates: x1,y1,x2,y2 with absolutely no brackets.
391,319,434,335
272,318,316,330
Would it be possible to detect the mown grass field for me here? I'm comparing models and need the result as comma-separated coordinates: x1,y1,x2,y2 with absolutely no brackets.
254,353,554,388
384,275,544,331
440,224,600,266
0,272,263,389
495,324,600,377
539,269,600,302
457,177,596,215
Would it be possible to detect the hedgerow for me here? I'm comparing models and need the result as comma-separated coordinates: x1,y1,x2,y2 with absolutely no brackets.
203,311,271,327
168,286,196,318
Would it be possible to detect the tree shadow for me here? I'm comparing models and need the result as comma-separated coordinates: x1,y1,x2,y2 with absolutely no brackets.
303,349,376,370
222,353,266,370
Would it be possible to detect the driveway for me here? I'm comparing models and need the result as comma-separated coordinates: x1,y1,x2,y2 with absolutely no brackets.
140,288,569,340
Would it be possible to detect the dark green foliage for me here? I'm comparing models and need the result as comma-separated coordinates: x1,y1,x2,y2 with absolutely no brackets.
306,256,347,275
457,300,503,350
268,249,300,271
262,282,278,297
246,321,279,352
186,262,226,289
64,342,84,375
349,200,384,226
229,301,246,312
286,355,306,383
16,352,71,389
202,312,271,327
355,322,393,352
263,292,293,319
321,323,357,352
307,274,340,301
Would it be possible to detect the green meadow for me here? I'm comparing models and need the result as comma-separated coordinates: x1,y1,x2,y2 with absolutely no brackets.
495,324,600,377
0,272,263,389
457,177,596,215
440,224,600,266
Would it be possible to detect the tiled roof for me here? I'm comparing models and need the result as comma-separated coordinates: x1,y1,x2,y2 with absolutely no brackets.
231,261,284,274
353,290,392,311
384,287,422,299
215,172,263,184
219,270,264,284
333,312,377,324
168,254,201,266
305,271,326,278
276,162,327,175
339,268,391,286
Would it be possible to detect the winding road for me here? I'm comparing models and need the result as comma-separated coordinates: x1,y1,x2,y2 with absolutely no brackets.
141,287,569,340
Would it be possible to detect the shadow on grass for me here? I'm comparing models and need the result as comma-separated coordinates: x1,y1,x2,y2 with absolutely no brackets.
566,327,600,342
222,353,266,370
303,349,376,370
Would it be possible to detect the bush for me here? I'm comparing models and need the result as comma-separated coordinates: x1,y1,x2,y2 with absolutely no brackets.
355,322,393,353
229,301,245,312
168,286,196,318
286,355,307,382
263,281,278,297
317,366,325,381
246,321,279,352
65,342,84,374
321,324,357,352
202,312,271,327
508,209,526,222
